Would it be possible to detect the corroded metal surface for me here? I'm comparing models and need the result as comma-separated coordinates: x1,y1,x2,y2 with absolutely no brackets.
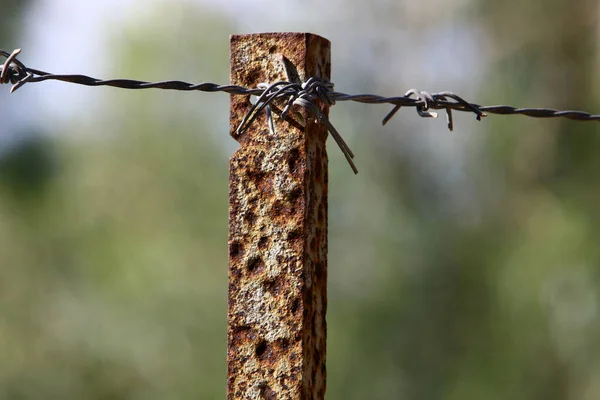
228,33,330,400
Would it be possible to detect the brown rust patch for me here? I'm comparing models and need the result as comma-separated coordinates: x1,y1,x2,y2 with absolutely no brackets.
257,236,269,250
228,33,329,400
246,255,265,275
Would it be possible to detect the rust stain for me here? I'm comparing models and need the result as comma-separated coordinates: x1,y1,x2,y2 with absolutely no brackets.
228,33,330,400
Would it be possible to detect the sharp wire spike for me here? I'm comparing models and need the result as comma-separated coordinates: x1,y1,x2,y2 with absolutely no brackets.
0,48,21,83
265,104,276,136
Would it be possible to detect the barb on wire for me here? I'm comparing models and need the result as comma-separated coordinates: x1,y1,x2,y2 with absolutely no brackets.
2,48,600,174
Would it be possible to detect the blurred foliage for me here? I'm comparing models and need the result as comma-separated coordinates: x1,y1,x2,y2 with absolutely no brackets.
1,0,600,399
0,134,56,201
0,0,31,44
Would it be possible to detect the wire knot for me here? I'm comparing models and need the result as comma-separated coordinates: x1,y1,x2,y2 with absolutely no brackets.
381,89,487,131
236,77,358,174
0,49,34,93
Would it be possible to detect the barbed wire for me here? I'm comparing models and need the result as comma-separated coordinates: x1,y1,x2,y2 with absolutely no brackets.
2,48,599,174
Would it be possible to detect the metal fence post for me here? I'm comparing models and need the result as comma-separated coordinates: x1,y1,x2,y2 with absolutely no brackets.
228,33,330,400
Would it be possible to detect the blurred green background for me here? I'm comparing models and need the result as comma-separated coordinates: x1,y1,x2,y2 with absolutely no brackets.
1,0,600,399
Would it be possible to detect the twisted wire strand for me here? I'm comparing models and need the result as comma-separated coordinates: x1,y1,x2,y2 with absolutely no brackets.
2,48,600,174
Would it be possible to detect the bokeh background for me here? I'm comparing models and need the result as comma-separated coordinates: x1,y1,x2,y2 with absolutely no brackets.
1,0,600,399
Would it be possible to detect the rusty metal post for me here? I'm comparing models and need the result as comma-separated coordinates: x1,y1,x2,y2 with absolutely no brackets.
228,33,330,400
